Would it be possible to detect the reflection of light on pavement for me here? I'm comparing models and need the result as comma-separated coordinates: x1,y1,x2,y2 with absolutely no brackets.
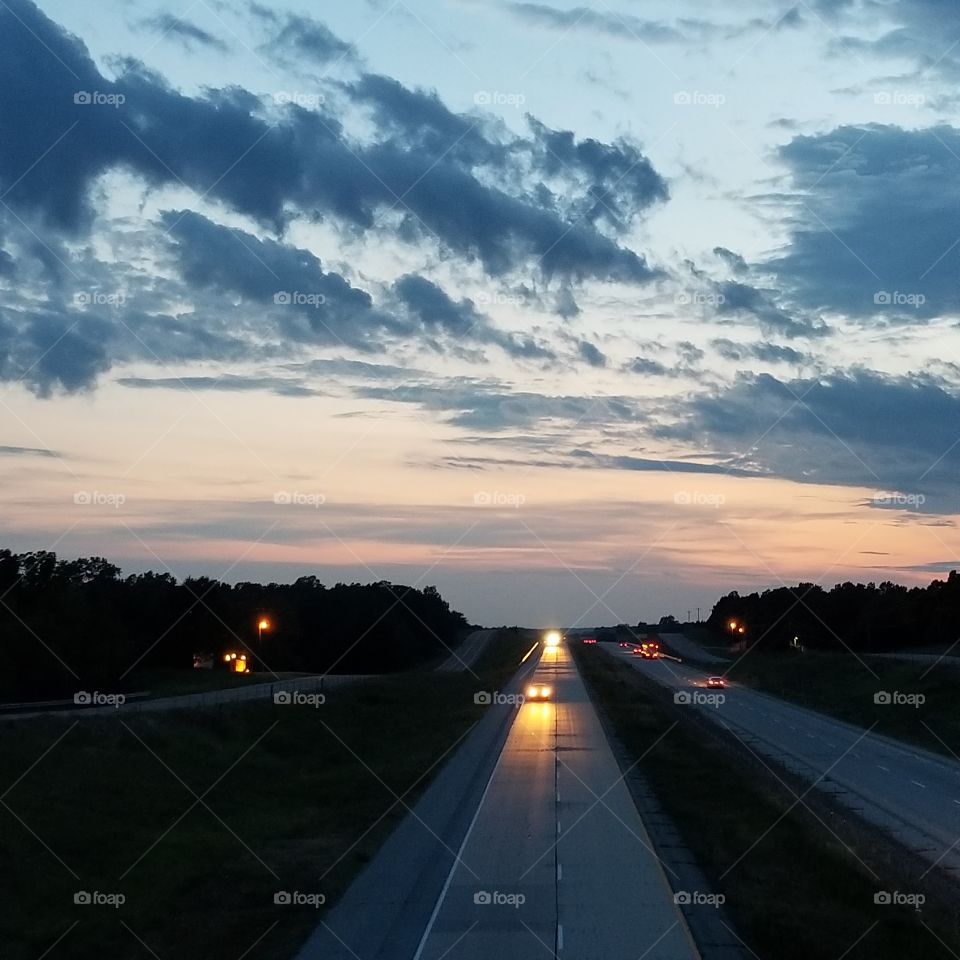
524,702,554,722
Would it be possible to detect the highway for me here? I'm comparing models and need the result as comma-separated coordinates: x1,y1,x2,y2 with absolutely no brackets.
436,629,495,672
415,642,699,959
299,641,701,960
607,646,960,877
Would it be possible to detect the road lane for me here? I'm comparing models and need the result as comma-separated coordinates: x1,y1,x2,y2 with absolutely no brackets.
608,647,960,876
417,643,700,960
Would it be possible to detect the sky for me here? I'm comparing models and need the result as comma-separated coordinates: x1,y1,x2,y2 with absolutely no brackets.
2,0,959,627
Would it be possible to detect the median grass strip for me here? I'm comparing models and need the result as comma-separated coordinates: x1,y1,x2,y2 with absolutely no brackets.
0,629,535,960
724,650,960,758
573,644,960,960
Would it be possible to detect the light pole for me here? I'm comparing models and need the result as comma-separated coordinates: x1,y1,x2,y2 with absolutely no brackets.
258,617,270,646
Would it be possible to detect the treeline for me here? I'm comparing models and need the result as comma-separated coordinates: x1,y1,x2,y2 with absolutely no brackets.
0,550,469,701
707,572,960,652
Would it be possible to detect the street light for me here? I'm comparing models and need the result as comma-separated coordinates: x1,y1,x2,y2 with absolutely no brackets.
258,618,270,645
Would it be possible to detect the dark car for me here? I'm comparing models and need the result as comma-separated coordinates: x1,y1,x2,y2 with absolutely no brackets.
706,676,726,689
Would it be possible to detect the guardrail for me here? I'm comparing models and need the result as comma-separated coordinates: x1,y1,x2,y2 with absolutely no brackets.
0,674,370,721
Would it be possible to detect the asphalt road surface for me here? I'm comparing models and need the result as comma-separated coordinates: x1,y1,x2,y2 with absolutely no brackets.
607,647,960,878
415,642,699,960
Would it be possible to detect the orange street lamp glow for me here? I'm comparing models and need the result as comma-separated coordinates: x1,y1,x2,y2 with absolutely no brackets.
728,619,738,631
258,619,270,631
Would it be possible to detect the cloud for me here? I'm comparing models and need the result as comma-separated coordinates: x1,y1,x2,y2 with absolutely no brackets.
391,274,555,360
139,15,229,53
660,368,960,508
251,5,358,66
0,1,663,287
117,375,322,397
502,3,702,43
765,124,960,320
711,339,816,365
578,340,607,367
0,444,59,457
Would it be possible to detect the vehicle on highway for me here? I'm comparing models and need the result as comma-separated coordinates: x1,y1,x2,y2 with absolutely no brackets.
544,630,562,648
525,683,552,701
619,641,632,648
706,676,726,688
582,637,597,645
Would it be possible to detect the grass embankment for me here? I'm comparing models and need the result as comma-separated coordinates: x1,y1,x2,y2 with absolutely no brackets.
724,650,960,758
1,628,535,960
573,643,960,960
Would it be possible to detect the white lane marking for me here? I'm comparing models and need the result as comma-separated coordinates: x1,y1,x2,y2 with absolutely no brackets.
557,924,564,951
557,862,562,881
912,780,927,789
557,819,562,835
411,715,511,960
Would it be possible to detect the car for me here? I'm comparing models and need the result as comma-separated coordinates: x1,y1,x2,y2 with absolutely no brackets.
706,676,726,688
619,641,633,648
525,683,552,701
582,637,597,645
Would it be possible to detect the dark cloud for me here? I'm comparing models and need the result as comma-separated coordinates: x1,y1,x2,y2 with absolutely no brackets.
578,340,607,367
354,378,643,432
139,15,229,53
767,124,960,320
0,307,111,395
117,375,321,397
626,356,671,376
711,339,816,365
0,1,662,287
570,448,761,478
503,3,700,42
660,368,960,509
251,4,358,66
0,444,59,457
714,280,830,339
391,274,555,360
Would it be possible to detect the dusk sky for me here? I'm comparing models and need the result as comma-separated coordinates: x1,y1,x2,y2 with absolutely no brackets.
2,0,959,626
